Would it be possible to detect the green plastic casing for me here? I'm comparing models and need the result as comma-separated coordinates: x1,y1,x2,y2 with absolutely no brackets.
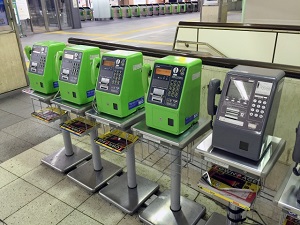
57,45,100,105
145,56,202,135
26,41,66,94
93,50,146,118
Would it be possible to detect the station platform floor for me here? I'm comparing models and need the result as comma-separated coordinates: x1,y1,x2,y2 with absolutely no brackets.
21,11,242,51
0,10,273,225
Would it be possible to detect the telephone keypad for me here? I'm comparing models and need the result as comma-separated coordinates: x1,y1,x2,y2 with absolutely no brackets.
30,45,47,75
112,70,122,85
167,80,182,98
39,56,46,68
60,51,82,84
249,96,267,119
72,62,80,77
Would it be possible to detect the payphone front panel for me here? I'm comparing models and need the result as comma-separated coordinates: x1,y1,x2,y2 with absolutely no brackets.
59,50,82,84
96,56,126,95
147,64,186,109
58,45,100,105
26,41,66,94
29,45,47,76
94,50,145,118
212,65,285,161
218,77,273,132
145,56,202,135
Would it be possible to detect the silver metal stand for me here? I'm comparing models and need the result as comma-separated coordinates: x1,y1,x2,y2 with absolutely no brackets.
41,98,93,173
67,117,122,192
132,119,211,225
86,109,159,214
205,204,246,225
195,132,286,225
100,144,159,214
275,166,300,216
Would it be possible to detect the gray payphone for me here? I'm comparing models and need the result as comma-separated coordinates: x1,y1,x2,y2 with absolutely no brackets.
208,65,284,161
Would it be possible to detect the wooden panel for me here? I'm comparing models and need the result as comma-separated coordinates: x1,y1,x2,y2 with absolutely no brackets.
0,33,27,94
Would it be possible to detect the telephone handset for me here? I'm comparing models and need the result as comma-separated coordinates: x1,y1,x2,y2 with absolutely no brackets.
292,122,300,174
292,122,300,203
207,79,222,116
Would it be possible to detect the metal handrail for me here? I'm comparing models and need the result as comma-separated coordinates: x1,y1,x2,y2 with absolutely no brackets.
68,37,300,78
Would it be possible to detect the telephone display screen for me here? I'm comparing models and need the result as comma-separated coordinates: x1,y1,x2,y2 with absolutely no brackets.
156,68,171,76
226,79,254,101
103,60,115,67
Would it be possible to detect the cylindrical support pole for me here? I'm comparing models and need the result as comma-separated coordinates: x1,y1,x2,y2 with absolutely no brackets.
90,126,103,171
126,145,137,189
60,115,74,156
226,203,247,225
170,149,182,212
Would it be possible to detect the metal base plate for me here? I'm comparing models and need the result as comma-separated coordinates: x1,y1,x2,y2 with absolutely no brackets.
139,190,206,225
205,213,227,225
99,173,159,214
67,159,122,192
41,145,92,173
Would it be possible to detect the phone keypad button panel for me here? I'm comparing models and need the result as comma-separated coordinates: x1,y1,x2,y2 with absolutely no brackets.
59,51,82,84
29,45,48,76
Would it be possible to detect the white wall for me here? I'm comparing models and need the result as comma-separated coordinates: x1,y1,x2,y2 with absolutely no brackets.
243,0,300,25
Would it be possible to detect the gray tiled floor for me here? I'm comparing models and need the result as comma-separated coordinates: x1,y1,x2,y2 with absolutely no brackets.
0,10,275,225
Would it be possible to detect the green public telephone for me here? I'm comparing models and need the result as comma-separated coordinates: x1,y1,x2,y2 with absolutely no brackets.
91,50,150,118
145,56,202,135
56,45,100,105
25,41,66,94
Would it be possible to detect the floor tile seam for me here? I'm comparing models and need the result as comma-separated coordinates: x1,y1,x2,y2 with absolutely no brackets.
76,196,124,225
43,186,80,209
54,207,106,225
19,170,64,193
73,192,105,223
9,129,60,146
151,155,173,170
0,158,42,178
31,145,54,155
143,149,167,162
54,208,77,225
2,181,46,221
0,103,33,113
115,213,128,225
1,146,45,171
0,171,19,190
